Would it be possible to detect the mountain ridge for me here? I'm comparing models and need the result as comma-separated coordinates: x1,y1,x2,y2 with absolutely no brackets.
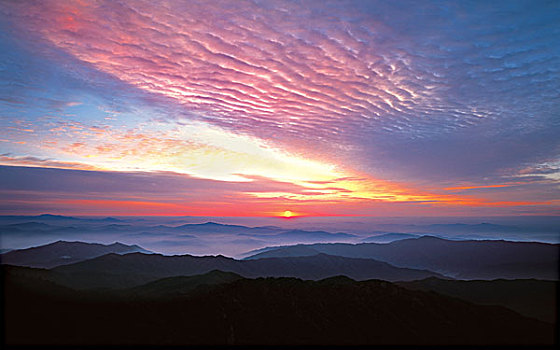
3,265,554,346
46,250,444,289
397,277,557,323
0,240,152,268
243,236,559,280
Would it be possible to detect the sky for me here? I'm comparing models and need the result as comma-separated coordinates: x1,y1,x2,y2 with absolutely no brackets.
0,0,559,217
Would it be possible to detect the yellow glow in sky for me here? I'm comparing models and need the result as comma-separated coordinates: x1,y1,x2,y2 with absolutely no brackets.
0,119,476,207
282,210,294,218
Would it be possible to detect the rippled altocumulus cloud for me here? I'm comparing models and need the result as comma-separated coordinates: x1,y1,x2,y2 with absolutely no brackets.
1,0,559,187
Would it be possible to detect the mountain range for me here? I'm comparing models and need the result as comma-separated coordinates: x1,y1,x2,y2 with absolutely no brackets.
397,277,557,323
361,232,421,243
3,266,554,346
1,238,558,347
42,250,441,289
243,236,559,280
0,218,360,257
0,241,151,268
0,218,356,241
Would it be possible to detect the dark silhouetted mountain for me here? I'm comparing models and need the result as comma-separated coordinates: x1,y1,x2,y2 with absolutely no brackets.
240,254,441,281
244,236,559,279
49,252,443,289
397,277,558,323
0,241,152,268
2,265,77,302
242,244,320,258
236,244,284,258
361,232,420,243
244,244,321,258
128,270,244,297
2,264,54,282
3,267,554,346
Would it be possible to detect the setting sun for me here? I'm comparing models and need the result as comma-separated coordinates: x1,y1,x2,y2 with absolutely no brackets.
282,210,294,218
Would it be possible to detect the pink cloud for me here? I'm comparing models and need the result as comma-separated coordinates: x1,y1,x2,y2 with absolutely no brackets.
3,0,440,153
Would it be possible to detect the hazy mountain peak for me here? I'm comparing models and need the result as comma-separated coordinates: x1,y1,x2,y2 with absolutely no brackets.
37,214,72,219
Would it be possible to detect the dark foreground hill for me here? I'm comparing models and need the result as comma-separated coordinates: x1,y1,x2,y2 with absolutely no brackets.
398,277,558,323
3,266,555,346
48,252,443,289
0,241,151,268
127,269,244,296
244,236,560,279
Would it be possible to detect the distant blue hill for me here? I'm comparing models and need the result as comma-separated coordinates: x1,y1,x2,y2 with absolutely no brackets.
170,222,357,242
361,232,420,243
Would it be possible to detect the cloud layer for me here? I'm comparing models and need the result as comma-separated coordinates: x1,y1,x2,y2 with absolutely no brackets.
0,0,558,215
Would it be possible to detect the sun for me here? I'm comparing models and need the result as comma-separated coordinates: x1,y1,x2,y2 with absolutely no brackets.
282,210,294,218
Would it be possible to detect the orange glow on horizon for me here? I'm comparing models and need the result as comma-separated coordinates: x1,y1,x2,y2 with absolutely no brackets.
444,183,523,191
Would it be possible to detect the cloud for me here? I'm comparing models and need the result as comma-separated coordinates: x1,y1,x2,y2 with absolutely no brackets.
0,165,555,217
0,154,102,171
0,0,558,213
9,1,554,149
